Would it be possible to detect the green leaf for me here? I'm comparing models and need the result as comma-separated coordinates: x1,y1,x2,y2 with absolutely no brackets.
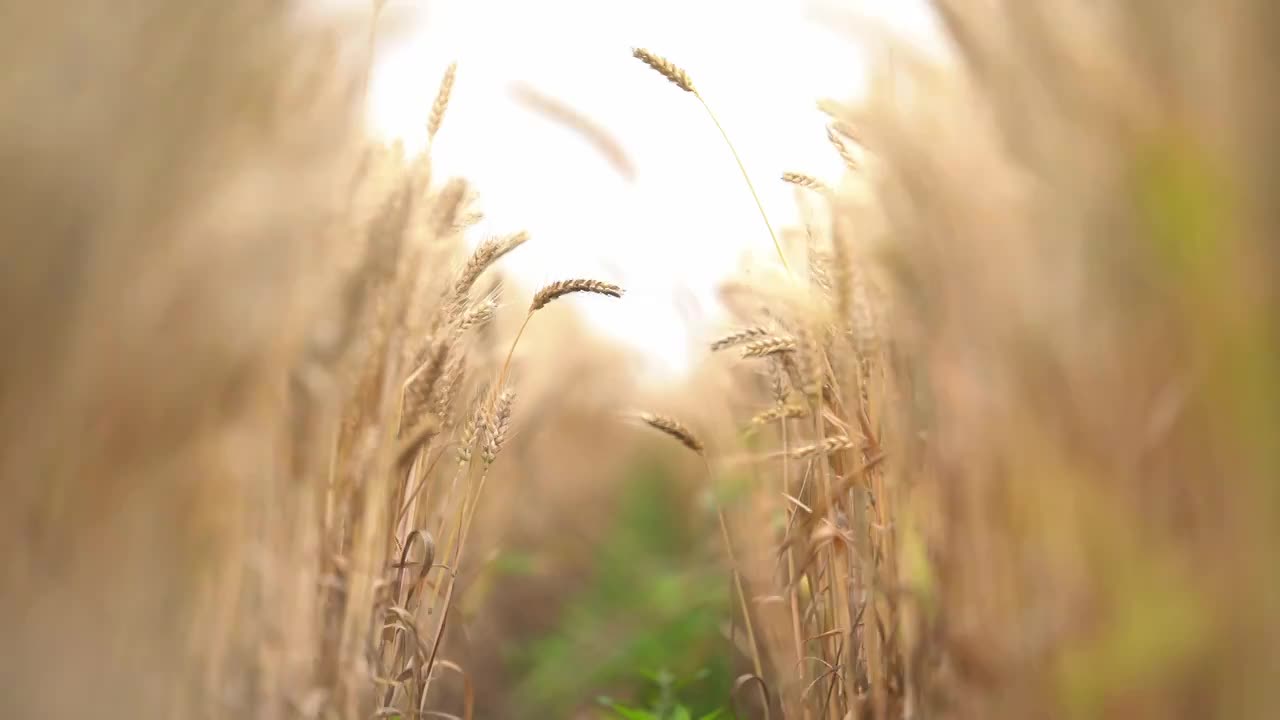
671,706,692,720
608,703,659,720
696,709,726,720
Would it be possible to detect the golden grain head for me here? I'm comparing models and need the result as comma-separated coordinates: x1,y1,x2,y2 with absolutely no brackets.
405,337,451,411
428,61,457,140
529,279,623,312
453,231,530,302
481,387,516,465
790,435,856,459
751,404,809,426
781,172,830,194
639,412,705,455
456,298,499,332
631,48,697,93
826,125,860,170
456,411,479,465
741,336,798,359
711,326,770,352
432,352,466,419
431,176,471,236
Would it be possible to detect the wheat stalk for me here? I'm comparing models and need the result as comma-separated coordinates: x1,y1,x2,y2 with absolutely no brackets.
794,324,824,399
635,408,770,719
807,240,836,300
512,82,637,181
456,297,498,331
631,48,696,93
493,278,624,395
529,279,623,312
427,62,457,141
456,401,484,465
711,326,770,352
826,124,860,170
629,48,790,274
432,352,466,422
752,404,809,425
782,172,831,195
742,336,798,359
790,435,856,459
431,177,469,237
403,336,451,423
455,210,484,230
452,232,529,305
481,387,515,465
639,412,705,455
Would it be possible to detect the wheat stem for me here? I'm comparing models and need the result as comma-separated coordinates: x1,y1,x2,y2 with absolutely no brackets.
630,48,789,273
697,95,791,274
636,409,770,720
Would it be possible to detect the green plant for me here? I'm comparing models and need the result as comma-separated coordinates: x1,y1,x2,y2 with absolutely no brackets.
509,456,732,717
598,668,728,720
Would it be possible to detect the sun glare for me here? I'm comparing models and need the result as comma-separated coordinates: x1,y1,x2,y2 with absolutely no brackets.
366,0,940,382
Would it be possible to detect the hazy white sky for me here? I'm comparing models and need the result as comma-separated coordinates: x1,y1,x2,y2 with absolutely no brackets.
364,0,940,381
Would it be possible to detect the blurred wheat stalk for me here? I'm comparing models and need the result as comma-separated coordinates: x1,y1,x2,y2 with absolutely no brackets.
639,1,1279,718
0,3,629,719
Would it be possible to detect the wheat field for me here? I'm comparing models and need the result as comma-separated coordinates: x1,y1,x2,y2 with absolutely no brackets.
2,1,1278,719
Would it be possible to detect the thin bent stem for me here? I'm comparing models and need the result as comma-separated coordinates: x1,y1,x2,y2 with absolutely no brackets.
360,1,386,109
696,94,791,275
498,312,533,393
781,417,812,720
703,457,772,720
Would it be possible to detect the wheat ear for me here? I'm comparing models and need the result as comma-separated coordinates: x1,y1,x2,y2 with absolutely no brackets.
741,336,798,359
782,172,831,195
631,48,696,93
790,435,856,459
638,412,705,454
452,231,529,306
826,124,860,170
480,387,515,465
529,279,623,312
427,62,457,142
711,326,770,352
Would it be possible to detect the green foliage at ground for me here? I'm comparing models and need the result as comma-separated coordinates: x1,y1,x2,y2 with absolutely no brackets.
507,454,733,718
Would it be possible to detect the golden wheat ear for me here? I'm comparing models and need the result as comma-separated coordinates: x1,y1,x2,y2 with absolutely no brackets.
631,48,696,93
826,124,860,170
637,412,705,455
427,61,457,141
711,325,770,352
741,335,798,359
781,172,831,195
529,279,624,312
451,231,529,306
627,47,790,274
